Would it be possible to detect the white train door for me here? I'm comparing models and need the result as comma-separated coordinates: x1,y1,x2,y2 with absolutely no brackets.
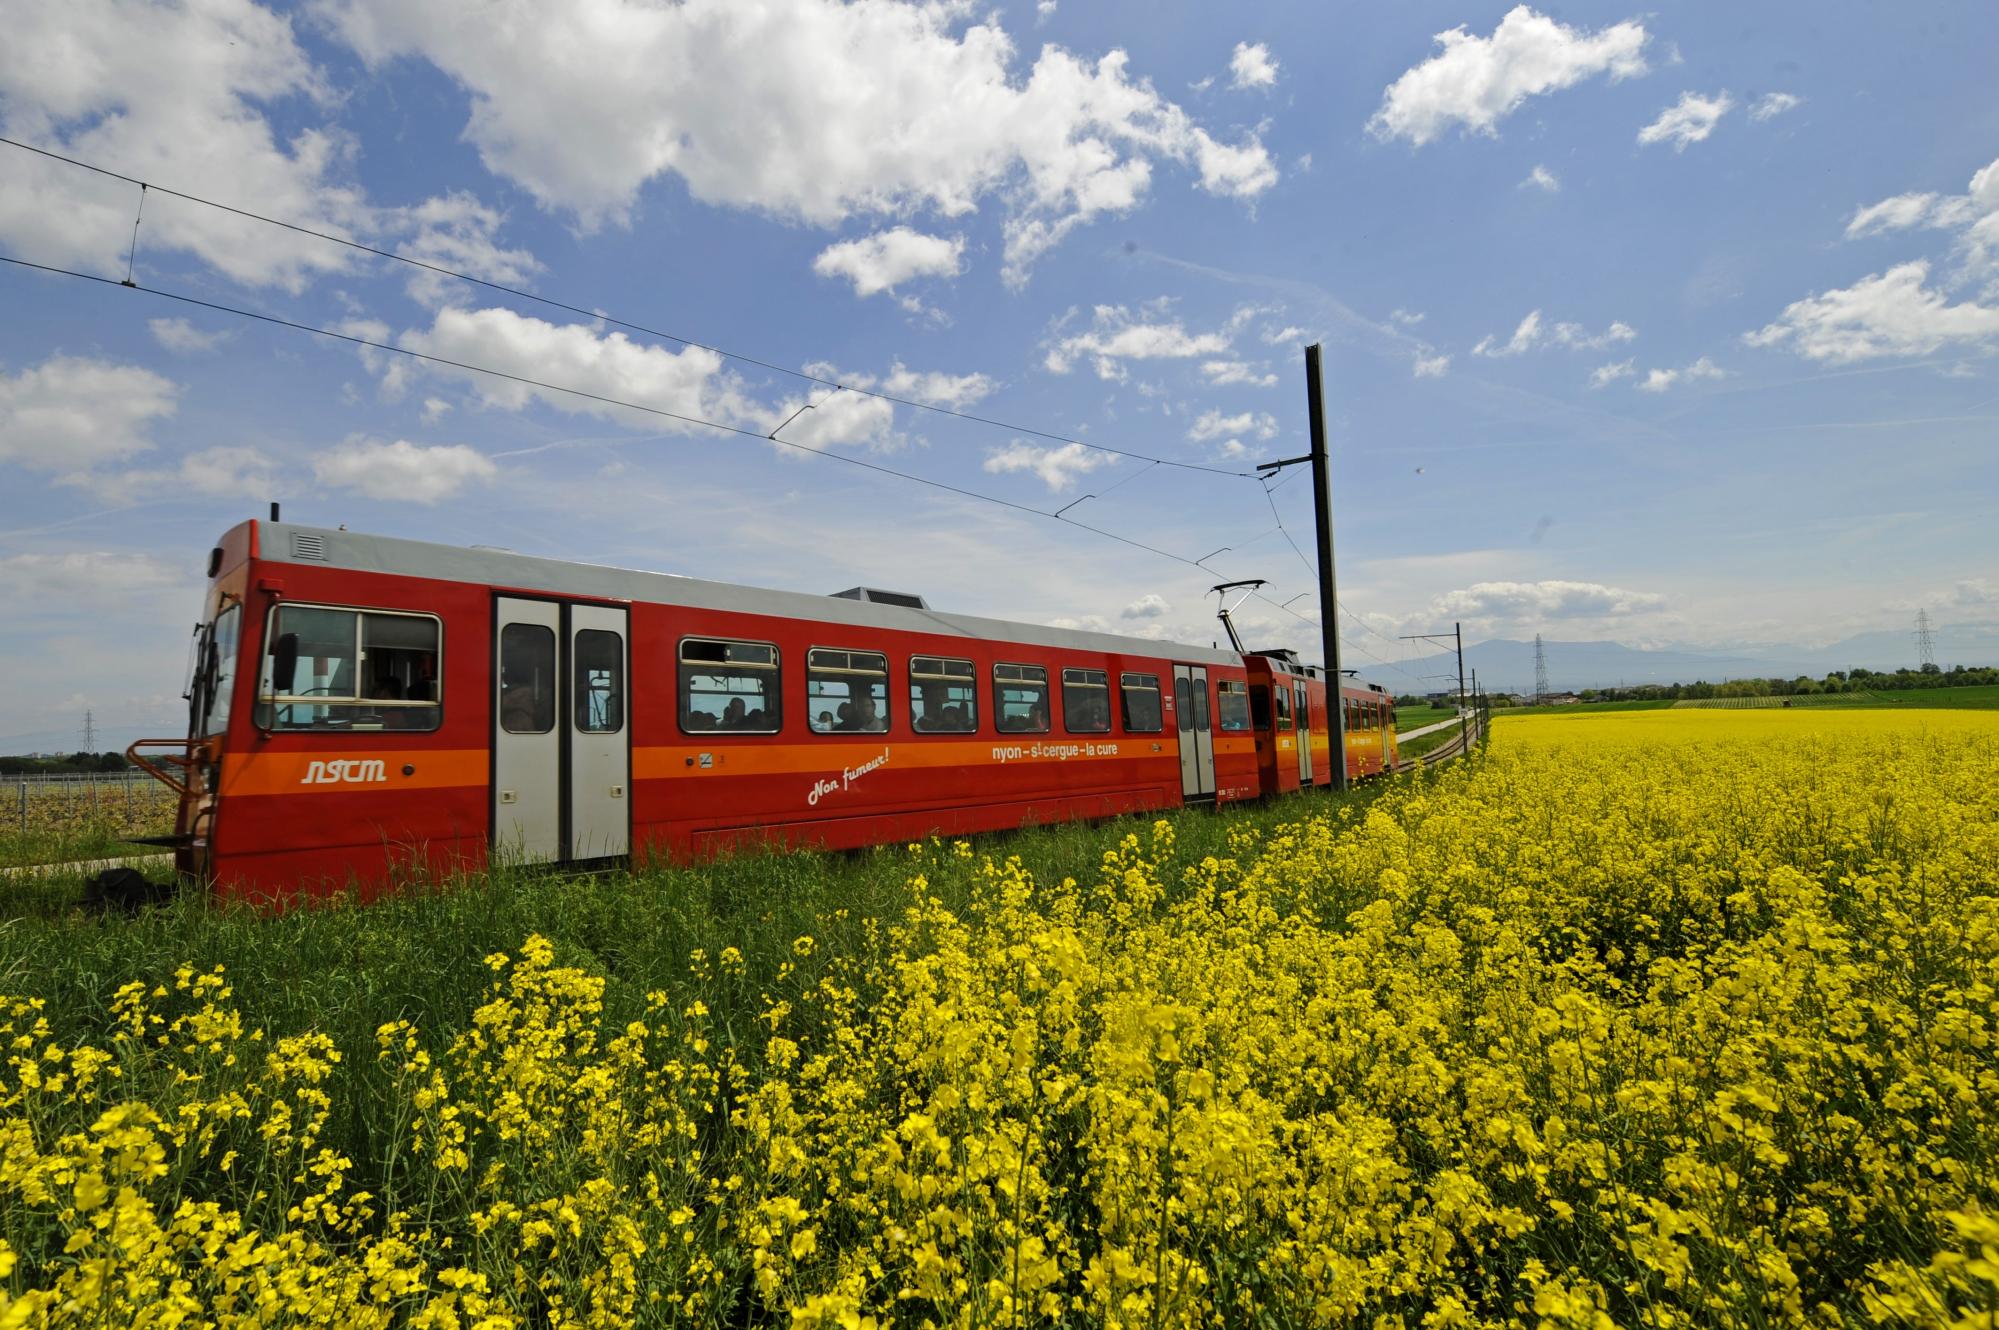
568,604,629,859
493,597,629,865
1173,664,1215,800
1294,679,1314,786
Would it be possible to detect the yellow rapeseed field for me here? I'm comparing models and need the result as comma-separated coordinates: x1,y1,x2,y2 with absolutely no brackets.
4,710,1997,1327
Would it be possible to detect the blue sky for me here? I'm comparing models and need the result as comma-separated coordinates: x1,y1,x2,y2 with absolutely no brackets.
2,0,1996,749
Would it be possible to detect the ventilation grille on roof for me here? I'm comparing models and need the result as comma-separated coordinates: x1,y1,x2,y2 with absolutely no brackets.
290,532,328,561
831,586,929,610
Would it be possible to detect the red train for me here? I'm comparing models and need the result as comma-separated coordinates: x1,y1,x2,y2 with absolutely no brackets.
129,518,1399,902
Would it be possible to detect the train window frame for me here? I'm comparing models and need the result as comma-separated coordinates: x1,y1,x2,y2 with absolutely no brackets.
910,655,978,733
1061,667,1111,734
807,646,891,734
993,662,1050,734
678,637,782,735
500,622,558,735
255,601,443,734
1216,679,1251,733
1273,684,1292,732
200,603,242,737
573,628,625,735
1119,672,1163,733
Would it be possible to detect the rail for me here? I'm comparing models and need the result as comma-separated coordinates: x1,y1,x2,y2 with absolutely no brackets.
1391,709,1484,774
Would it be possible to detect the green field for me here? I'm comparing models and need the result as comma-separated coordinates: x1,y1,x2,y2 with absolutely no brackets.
1392,703,1457,728
1870,683,1999,708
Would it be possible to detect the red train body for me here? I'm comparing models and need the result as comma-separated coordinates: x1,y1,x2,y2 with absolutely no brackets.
134,520,1398,902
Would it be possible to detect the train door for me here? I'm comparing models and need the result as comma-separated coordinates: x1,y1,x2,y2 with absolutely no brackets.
1173,664,1215,800
1294,679,1313,786
493,597,630,864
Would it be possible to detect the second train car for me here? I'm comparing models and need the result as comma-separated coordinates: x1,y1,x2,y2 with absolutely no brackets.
133,519,1400,901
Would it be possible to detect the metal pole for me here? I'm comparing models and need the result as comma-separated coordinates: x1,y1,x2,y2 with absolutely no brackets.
1456,622,1466,714
16,782,23,835
1305,343,1347,792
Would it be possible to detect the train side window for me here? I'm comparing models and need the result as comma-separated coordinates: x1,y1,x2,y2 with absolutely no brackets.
808,648,889,733
1174,676,1192,730
1216,679,1251,732
1273,685,1292,731
1249,685,1271,730
257,604,442,733
680,638,781,733
1190,679,1211,732
994,663,1049,733
499,624,557,734
911,656,977,733
1120,672,1163,732
573,629,624,734
1062,667,1111,733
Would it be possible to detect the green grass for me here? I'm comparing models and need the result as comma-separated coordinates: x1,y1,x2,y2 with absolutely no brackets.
1394,704,1457,729
1870,683,1999,708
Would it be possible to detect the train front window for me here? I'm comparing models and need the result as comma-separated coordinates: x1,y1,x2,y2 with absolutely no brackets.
1216,679,1250,732
994,663,1049,733
201,604,241,736
1249,685,1271,730
808,648,889,733
911,656,977,733
679,638,780,733
257,604,441,732
1061,668,1110,733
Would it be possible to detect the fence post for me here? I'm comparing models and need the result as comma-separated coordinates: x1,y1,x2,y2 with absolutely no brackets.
16,781,24,835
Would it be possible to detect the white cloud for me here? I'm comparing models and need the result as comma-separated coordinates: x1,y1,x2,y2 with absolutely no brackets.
1844,193,1962,239
1261,323,1312,344
1367,6,1649,146
148,318,228,355
1749,91,1801,121
325,0,1275,281
1472,310,1636,357
1473,310,1543,357
393,305,749,430
1744,261,1999,363
1637,91,1733,151
420,397,453,424
0,552,184,609
1636,356,1727,392
1521,164,1560,192
394,191,542,308
1035,0,1057,23
1200,360,1278,388
981,440,1111,491
98,444,282,506
1588,359,1635,388
1390,309,1425,326
769,387,902,453
1044,303,1234,379
1187,409,1276,442
0,355,178,476
813,228,966,298
877,363,995,411
0,0,370,290
1432,578,1666,621
1123,592,1170,619
1228,42,1278,91
1412,352,1450,378
312,438,498,504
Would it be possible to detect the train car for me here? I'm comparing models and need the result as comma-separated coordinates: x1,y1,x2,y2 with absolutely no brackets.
1240,651,1397,794
136,518,1373,903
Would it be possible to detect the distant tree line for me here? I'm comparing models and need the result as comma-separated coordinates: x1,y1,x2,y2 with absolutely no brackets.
0,752,132,775
1487,662,1996,707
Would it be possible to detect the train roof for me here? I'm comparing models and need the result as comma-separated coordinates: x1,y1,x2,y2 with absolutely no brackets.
256,520,1265,671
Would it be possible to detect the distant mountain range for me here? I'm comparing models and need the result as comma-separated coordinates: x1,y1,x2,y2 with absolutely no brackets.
1392,622,1999,696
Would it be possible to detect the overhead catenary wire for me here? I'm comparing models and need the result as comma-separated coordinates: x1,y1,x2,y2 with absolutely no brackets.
0,134,1254,478
5,133,1429,672
0,252,1291,594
